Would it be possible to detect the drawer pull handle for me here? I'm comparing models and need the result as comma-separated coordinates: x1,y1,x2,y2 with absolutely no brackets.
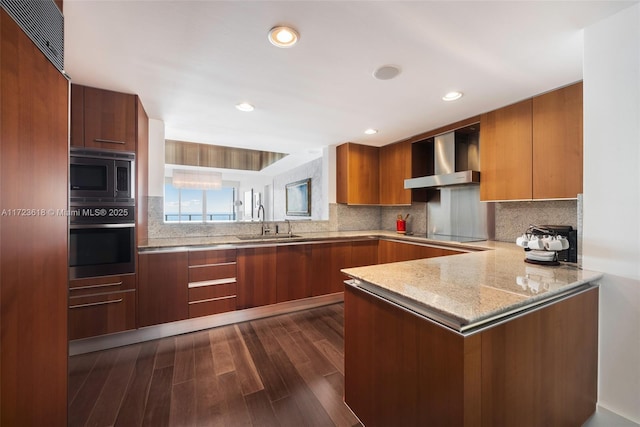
189,295,235,305
94,138,126,145
71,281,123,291
69,298,123,309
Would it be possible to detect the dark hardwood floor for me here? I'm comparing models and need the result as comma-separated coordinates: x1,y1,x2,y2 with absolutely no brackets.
68,303,361,427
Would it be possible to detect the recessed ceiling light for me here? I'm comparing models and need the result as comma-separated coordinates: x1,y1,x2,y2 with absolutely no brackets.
442,91,463,101
268,26,299,48
373,65,401,80
364,128,378,135
235,102,254,112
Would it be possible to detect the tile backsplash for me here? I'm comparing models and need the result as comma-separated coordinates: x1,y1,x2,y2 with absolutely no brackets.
493,199,578,242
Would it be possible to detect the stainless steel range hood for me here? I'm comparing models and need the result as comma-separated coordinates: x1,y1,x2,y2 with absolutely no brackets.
404,129,480,189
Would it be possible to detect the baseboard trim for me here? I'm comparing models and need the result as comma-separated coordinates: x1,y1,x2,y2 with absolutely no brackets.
69,293,344,356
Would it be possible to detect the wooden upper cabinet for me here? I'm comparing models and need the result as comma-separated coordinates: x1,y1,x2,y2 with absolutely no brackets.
379,141,412,205
71,84,137,151
480,99,533,201
480,83,583,201
532,82,583,199
337,142,380,205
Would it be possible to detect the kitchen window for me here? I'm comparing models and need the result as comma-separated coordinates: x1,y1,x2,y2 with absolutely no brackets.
164,180,237,223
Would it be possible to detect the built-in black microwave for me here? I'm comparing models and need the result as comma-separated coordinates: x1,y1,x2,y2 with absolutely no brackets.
70,148,134,203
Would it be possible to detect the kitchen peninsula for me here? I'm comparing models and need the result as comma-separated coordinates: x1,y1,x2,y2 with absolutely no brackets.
341,242,602,426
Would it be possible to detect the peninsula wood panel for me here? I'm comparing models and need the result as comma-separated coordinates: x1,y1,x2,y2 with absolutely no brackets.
1,10,69,424
379,140,412,205
480,99,533,201
138,252,189,326
532,82,583,199
336,142,380,205
236,247,277,309
344,283,598,426
345,286,473,426
480,287,598,427
310,242,352,296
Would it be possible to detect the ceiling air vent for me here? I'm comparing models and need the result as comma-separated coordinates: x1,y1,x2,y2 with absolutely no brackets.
1,0,64,73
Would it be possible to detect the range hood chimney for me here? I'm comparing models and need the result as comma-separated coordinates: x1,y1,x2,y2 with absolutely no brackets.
404,126,480,189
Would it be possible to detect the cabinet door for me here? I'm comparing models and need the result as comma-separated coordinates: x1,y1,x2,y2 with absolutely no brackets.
480,99,533,201
138,251,189,327
276,245,312,302
310,242,352,296
337,143,380,205
1,10,69,424
83,86,137,151
350,240,379,267
236,247,277,309
532,82,583,199
379,141,412,205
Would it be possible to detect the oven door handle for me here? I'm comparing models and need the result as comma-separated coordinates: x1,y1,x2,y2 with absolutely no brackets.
70,223,135,229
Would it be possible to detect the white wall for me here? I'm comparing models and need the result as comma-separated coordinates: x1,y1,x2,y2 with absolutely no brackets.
583,4,640,422
148,119,165,197
272,157,325,221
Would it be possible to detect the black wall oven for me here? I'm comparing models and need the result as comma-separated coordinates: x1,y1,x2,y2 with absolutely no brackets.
69,148,136,279
69,223,135,279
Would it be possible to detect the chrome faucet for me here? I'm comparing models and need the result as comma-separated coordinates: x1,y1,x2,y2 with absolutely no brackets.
285,219,292,236
257,204,270,235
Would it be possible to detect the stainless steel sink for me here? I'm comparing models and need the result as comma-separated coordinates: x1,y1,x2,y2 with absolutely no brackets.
236,234,302,241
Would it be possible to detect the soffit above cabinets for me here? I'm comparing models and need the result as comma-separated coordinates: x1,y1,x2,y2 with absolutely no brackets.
165,140,287,172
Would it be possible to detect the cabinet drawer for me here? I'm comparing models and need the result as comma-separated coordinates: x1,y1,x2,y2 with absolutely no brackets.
188,282,236,302
69,273,136,297
188,296,236,318
189,262,236,284
68,290,136,340
189,248,236,266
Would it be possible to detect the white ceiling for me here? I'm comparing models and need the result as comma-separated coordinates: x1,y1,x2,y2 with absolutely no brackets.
64,0,637,169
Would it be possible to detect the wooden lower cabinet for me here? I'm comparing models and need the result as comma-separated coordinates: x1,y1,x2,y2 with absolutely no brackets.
68,274,137,340
344,285,598,427
68,290,136,340
276,245,312,302
188,284,237,318
236,247,277,309
188,248,237,318
378,239,463,263
310,242,352,296
349,240,378,267
138,251,189,327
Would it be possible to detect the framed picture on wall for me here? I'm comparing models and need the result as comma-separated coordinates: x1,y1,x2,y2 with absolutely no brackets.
285,178,311,216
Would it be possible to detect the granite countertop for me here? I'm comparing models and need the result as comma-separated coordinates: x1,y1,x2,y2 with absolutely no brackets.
138,230,480,251
341,241,602,333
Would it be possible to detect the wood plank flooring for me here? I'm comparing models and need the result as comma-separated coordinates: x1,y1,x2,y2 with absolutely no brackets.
68,303,361,427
